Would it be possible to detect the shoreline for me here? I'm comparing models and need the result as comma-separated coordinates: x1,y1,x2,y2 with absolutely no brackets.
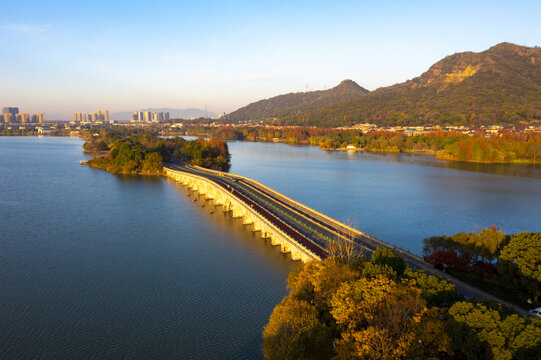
322,146,538,165
3,132,537,165
182,133,540,165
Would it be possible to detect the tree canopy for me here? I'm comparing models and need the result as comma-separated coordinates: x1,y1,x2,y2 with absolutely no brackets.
262,244,541,359
83,128,230,174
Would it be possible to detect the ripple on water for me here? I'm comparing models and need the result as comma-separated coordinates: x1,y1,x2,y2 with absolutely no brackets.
0,137,297,360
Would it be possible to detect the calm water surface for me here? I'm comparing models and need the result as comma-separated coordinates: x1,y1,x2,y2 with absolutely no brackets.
1,136,540,359
228,141,541,254
0,137,296,360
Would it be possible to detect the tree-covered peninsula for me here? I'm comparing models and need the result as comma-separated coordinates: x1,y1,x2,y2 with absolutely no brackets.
82,128,230,174
262,229,541,360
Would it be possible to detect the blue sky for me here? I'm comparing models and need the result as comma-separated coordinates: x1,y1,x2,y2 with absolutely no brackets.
1,0,540,120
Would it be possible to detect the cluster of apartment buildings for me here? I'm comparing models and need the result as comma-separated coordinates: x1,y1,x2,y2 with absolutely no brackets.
2,107,44,124
131,110,170,123
72,110,111,124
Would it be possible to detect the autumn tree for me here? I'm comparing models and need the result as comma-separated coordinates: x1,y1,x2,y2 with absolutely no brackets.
330,275,429,360
262,298,334,360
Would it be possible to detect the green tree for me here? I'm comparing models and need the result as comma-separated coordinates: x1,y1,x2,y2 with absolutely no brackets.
498,232,541,302
370,247,406,276
447,301,541,360
141,152,163,174
404,267,458,306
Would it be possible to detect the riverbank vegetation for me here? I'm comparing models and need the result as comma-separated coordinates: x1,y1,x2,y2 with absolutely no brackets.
423,228,541,308
0,127,72,136
0,128,40,136
83,128,230,175
262,244,541,360
184,125,541,164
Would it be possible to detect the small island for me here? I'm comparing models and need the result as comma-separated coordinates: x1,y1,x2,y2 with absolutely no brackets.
81,128,230,175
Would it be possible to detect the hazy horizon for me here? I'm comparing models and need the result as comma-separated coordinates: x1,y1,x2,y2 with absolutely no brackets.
1,0,540,120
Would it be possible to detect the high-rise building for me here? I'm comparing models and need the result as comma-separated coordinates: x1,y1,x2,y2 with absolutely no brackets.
74,110,109,123
152,112,165,122
96,110,109,123
2,107,18,123
130,110,170,123
1,107,43,124
144,111,152,123
18,113,30,123
73,112,87,122
2,107,19,115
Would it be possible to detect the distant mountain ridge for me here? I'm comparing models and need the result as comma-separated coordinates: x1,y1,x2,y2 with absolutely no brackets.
112,107,217,121
227,80,369,123
229,42,541,127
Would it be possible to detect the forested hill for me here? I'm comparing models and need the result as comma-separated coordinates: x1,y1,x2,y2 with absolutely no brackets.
227,80,369,123
235,43,541,127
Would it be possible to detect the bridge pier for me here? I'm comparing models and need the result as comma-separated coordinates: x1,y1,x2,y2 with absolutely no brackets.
165,167,321,263
252,219,263,232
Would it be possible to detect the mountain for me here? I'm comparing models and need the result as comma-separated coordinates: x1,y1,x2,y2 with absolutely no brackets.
111,108,217,121
227,80,369,123
234,43,541,127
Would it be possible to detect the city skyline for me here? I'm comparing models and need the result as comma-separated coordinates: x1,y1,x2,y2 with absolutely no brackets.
1,0,540,120
2,107,44,124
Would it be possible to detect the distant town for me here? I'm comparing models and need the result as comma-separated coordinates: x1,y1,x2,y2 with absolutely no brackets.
2,105,540,137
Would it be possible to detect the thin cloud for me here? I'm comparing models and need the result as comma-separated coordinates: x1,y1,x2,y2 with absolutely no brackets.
3,23,51,39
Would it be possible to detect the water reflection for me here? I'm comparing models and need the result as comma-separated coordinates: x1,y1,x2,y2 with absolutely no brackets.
168,179,301,264
325,150,541,178
0,137,295,360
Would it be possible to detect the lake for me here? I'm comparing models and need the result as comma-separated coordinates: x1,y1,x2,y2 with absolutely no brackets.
0,136,539,359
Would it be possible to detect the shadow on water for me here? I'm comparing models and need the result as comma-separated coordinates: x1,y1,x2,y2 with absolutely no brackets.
114,173,163,183
167,178,301,266
89,167,298,266
86,165,297,268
